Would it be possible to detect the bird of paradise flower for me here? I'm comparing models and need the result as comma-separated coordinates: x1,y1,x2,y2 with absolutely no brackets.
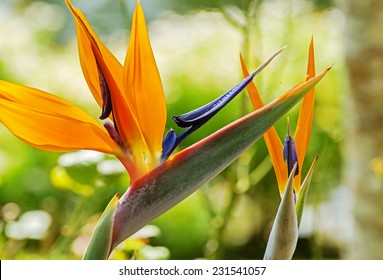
0,0,330,259
241,38,324,259
240,38,317,203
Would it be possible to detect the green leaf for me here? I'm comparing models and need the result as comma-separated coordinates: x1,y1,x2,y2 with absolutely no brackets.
83,194,119,260
110,66,331,251
264,164,298,260
296,156,318,228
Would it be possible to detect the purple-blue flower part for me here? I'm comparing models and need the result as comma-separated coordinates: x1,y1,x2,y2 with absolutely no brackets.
283,134,299,177
161,47,286,162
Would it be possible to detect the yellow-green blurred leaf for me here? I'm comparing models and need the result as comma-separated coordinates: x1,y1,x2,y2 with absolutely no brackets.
50,166,93,196
296,156,318,228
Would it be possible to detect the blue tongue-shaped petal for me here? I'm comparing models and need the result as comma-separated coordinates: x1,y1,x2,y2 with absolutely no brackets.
161,129,177,160
161,47,286,162
283,119,299,177
172,73,255,128
283,135,299,176
173,47,286,128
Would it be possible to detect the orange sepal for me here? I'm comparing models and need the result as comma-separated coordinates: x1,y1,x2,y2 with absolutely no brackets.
294,37,316,188
123,2,167,163
66,0,144,156
0,81,118,154
240,54,287,194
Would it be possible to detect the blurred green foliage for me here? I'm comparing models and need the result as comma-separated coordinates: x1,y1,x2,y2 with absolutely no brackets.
0,0,344,259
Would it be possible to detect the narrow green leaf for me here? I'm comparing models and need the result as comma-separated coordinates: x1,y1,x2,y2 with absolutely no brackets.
264,164,298,260
111,67,331,250
83,194,119,260
296,156,318,228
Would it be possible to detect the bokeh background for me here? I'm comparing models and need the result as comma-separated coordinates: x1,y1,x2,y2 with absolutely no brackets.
0,0,381,259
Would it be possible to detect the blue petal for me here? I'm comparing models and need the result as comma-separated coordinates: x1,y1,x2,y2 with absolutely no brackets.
173,47,285,128
161,129,177,162
173,74,255,128
283,135,299,176
161,47,285,162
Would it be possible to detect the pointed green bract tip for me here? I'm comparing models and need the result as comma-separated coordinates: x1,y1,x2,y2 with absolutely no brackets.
83,193,119,260
296,156,318,228
264,164,298,260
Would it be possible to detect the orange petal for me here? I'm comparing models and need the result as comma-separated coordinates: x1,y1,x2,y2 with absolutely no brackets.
74,22,103,108
281,66,332,194
123,2,167,163
294,37,316,177
66,0,143,152
66,0,122,109
240,54,287,194
0,81,117,154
